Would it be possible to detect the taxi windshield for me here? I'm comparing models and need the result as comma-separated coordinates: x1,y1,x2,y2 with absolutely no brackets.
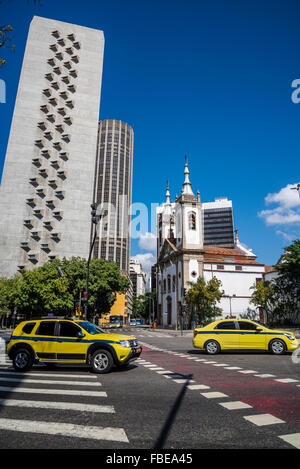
77,321,104,335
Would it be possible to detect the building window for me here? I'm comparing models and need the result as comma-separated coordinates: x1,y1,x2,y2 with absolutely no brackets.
235,265,243,271
172,275,176,292
217,265,224,270
167,275,171,293
188,211,196,230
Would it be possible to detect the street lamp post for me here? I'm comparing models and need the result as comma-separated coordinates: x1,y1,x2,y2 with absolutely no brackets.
85,203,103,322
291,183,300,198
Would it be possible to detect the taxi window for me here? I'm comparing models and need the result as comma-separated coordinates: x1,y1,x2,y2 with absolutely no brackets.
36,321,57,336
238,321,258,331
59,321,81,337
22,322,36,334
215,321,236,330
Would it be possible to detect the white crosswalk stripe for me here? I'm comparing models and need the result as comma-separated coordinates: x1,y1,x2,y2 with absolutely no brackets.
0,418,129,443
0,353,129,445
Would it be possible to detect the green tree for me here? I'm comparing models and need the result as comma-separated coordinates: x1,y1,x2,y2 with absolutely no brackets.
0,257,130,320
0,24,13,67
250,280,276,325
250,240,300,326
186,276,224,325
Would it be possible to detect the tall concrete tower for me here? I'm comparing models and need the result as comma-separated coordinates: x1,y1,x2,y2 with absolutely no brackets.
93,119,134,273
0,16,105,277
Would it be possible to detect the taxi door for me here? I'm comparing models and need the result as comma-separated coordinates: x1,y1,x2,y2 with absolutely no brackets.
237,321,266,350
56,321,87,362
33,321,58,360
213,321,239,349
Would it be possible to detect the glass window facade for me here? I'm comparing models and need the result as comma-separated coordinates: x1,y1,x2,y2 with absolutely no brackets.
93,119,133,273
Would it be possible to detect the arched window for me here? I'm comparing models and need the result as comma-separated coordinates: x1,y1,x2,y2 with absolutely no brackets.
188,211,196,230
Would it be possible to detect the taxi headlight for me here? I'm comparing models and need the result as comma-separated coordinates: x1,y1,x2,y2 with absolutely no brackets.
284,333,294,341
120,340,131,348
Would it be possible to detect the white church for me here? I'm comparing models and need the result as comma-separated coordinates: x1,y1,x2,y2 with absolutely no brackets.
155,157,265,328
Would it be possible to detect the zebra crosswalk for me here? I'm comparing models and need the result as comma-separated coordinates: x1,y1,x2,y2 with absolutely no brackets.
0,343,129,447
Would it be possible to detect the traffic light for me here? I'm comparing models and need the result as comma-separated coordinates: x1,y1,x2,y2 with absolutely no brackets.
91,203,98,224
183,288,187,298
82,292,88,301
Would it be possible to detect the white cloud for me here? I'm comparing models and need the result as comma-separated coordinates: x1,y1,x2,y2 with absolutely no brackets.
275,230,296,241
131,252,156,288
258,183,300,241
138,232,157,252
264,183,300,209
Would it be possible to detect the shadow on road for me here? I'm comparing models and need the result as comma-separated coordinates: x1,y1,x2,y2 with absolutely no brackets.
153,374,193,449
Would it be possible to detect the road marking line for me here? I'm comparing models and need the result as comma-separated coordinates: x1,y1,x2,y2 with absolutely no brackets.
173,379,195,383
187,384,210,390
238,370,257,374
275,378,299,383
225,367,242,370
0,370,97,379
0,418,129,442
0,377,101,386
156,370,172,374
244,414,285,426
0,399,115,413
147,367,164,371
219,401,253,410
254,374,275,378
0,386,107,397
212,363,229,367
278,433,300,449
200,392,228,399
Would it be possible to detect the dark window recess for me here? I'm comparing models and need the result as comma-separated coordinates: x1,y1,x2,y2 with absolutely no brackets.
22,322,36,334
36,321,56,336
59,321,81,337
215,321,236,330
238,321,258,331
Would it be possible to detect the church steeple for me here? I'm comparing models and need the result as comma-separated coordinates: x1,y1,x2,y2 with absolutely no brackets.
182,154,194,195
165,179,171,205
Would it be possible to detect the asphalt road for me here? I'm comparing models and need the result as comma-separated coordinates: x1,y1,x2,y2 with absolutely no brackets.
0,326,300,451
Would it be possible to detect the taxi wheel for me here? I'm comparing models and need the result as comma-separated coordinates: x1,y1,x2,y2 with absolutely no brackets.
12,348,33,372
91,349,113,374
204,340,220,355
269,339,286,355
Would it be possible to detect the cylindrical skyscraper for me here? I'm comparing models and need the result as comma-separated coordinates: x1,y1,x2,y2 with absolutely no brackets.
93,119,134,273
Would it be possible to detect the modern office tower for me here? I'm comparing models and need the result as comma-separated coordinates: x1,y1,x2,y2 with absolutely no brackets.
93,119,134,273
129,258,146,298
0,16,104,277
202,198,235,247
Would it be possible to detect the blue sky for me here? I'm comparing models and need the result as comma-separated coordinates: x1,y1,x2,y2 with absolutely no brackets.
1,0,300,277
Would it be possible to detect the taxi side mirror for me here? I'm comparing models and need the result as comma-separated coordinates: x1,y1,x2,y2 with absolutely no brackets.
256,327,263,332
77,331,85,339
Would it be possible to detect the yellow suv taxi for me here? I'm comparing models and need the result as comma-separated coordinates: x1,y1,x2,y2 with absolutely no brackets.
193,319,299,355
6,317,142,373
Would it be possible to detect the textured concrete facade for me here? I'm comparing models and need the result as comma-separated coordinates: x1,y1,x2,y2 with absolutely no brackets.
0,16,104,277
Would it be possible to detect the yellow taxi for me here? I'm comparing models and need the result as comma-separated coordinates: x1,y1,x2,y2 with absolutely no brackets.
193,319,299,355
6,317,142,373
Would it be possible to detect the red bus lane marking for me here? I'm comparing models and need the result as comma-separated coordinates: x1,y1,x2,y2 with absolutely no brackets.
139,347,300,425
